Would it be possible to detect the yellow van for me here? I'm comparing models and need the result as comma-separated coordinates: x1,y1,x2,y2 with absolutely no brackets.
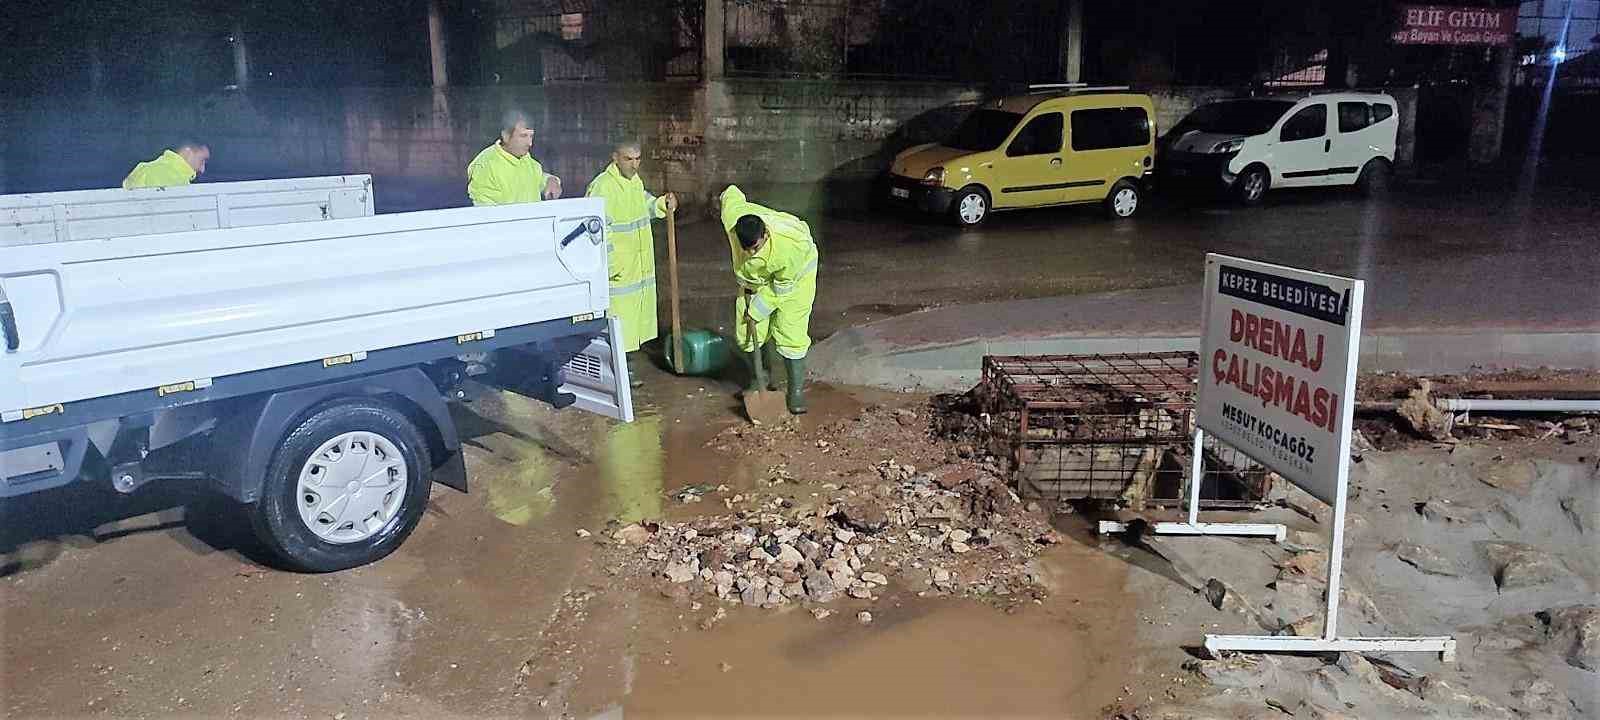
884,87,1156,226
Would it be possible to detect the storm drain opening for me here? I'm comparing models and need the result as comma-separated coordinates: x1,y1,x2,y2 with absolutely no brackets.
971,352,1272,509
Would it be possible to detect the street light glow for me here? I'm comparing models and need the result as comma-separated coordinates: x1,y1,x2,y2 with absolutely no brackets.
1551,47,1568,62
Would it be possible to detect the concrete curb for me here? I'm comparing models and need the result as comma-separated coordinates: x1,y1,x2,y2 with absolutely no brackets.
813,314,1600,393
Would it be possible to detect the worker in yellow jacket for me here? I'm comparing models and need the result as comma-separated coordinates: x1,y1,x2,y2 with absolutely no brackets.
716,185,819,414
584,141,677,362
122,141,210,189
466,109,561,206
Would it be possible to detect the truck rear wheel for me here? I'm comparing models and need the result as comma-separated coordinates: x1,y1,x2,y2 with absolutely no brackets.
249,397,432,572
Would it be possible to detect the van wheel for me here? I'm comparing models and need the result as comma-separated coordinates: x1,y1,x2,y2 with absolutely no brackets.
950,187,989,227
1236,166,1270,206
1356,159,1391,198
249,397,432,572
1104,180,1142,219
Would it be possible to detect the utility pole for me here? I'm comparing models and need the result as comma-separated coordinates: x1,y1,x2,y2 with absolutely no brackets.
428,0,449,88
703,0,725,80
1061,0,1084,83
232,20,250,90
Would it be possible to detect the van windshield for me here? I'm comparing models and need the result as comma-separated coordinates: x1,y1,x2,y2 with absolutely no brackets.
945,110,1024,151
1179,100,1295,136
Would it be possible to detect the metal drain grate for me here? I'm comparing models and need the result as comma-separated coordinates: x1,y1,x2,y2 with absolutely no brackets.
976,352,1271,509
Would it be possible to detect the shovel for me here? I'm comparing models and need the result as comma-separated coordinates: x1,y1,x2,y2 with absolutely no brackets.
666,204,685,374
742,300,788,425
661,196,732,377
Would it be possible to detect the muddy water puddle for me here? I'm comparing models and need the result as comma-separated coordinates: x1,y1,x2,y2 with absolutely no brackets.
625,527,1135,719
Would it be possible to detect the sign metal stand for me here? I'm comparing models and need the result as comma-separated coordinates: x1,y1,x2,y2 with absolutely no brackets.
1182,255,1454,660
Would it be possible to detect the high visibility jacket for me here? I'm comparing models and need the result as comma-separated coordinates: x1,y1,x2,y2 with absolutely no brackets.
122,150,196,189
585,163,668,353
466,142,558,206
719,185,820,359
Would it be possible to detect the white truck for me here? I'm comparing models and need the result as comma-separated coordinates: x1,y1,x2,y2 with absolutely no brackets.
0,181,634,571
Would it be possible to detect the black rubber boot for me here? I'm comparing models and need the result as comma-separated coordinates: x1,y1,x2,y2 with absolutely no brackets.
783,357,808,414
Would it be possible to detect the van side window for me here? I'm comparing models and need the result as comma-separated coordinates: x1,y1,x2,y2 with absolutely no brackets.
1372,103,1394,123
1006,113,1064,157
1338,102,1373,133
1280,104,1327,142
1071,108,1151,151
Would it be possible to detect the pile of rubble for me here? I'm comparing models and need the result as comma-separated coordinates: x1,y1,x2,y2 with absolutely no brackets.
602,459,1063,615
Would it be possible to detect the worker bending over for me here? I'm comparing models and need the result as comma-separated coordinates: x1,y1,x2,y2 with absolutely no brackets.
716,185,819,414
122,141,209,189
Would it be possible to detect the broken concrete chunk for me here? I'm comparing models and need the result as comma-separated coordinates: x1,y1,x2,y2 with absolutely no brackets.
1416,498,1476,525
663,559,699,584
1396,379,1454,441
775,544,805,569
740,586,769,607
1279,550,1328,577
1478,542,1576,590
1513,678,1574,719
804,571,838,603
613,523,653,545
1392,542,1460,577
834,496,891,534
1539,605,1600,672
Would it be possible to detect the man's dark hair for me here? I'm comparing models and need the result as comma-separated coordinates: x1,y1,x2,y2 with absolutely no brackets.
500,108,532,135
734,215,766,250
174,139,208,152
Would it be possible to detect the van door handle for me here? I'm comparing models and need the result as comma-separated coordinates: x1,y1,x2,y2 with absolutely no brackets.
1325,139,1331,152
1050,158,1062,167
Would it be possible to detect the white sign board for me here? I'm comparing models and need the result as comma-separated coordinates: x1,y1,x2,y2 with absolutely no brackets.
1196,254,1363,505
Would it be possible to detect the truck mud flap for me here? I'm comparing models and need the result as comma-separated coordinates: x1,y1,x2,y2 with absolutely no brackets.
559,316,635,423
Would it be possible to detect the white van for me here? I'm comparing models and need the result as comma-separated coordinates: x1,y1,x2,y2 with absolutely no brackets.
1159,92,1399,204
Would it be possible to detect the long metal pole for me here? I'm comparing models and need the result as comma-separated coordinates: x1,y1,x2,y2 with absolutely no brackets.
1187,428,1203,526
1322,279,1365,641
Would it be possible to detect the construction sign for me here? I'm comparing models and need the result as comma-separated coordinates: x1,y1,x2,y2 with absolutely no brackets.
1195,254,1363,505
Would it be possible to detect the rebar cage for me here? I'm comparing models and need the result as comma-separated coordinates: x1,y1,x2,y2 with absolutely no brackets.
975,352,1272,509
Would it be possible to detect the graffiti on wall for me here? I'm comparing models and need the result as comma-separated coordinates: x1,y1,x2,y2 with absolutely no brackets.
754,85,900,141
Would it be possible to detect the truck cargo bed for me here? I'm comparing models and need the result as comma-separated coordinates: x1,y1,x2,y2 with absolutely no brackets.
1,175,374,247
0,198,612,416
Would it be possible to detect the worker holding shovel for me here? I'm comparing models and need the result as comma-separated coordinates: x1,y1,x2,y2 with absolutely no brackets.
715,185,819,415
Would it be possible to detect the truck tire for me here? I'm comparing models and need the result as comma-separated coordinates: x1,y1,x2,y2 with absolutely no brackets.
249,397,432,572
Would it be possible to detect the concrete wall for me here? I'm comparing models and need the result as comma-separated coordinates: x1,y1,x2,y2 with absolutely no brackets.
1,81,1420,206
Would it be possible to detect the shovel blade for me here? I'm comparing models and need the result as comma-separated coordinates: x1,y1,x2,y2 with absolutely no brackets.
742,389,788,425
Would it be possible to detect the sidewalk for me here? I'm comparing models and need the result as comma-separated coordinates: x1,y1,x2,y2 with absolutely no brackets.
811,276,1600,392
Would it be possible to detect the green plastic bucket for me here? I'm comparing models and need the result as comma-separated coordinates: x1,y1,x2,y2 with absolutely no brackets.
662,329,733,376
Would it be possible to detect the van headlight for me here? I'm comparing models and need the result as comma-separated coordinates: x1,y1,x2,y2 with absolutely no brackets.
1211,138,1245,154
922,167,946,186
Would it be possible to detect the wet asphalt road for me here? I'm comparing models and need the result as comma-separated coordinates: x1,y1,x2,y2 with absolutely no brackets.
3,174,1597,718
660,171,1600,342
